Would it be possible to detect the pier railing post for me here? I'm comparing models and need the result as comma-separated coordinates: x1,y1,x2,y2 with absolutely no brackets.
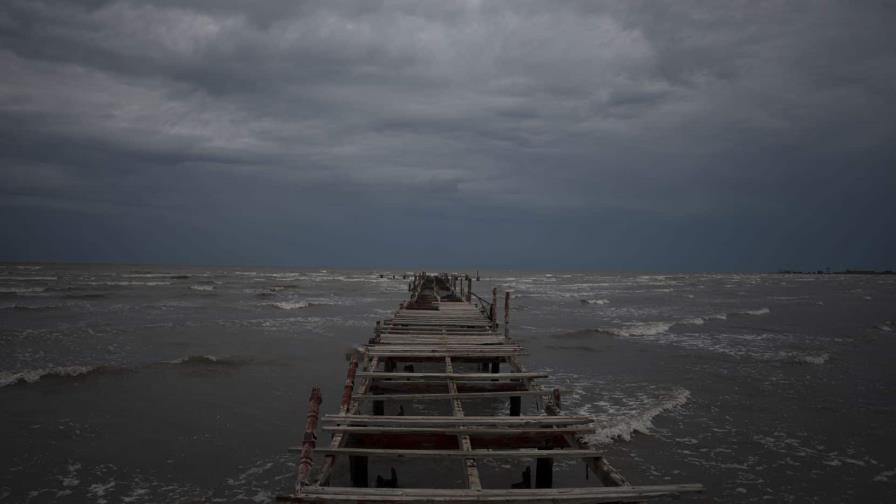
466,276,472,302
504,291,510,338
490,287,497,327
295,386,322,491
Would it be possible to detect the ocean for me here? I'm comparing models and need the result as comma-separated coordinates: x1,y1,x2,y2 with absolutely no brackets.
1,263,894,502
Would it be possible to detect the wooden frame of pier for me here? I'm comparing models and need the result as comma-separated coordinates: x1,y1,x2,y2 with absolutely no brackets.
279,273,702,503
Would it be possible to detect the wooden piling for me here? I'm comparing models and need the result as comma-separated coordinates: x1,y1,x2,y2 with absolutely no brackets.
349,455,368,487
509,396,521,416
535,450,553,489
295,386,322,490
504,291,511,338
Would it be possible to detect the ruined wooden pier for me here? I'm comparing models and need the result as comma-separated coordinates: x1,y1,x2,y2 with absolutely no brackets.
279,273,702,503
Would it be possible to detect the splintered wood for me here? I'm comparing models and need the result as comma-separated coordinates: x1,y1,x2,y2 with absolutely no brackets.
279,273,703,503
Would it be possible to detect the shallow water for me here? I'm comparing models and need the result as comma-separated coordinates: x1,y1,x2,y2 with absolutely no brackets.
1,264,895,502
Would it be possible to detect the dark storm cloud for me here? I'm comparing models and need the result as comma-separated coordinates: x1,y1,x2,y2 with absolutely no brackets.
1,0,894,269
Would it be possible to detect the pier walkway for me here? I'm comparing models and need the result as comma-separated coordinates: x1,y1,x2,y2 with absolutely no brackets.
279,273,702,503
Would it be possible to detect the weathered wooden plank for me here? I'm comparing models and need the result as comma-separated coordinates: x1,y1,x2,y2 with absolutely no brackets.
359,372,545,380
353,390,545,400
321,426,595,435
308,447,607,458
322,415,595,426
278,484,704,503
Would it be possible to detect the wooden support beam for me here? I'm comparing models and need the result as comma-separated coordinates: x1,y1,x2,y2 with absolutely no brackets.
354,390,546,401
320,426,595,435
322,415,596,427
358,372,545,380
309,447,609,458
446,356,482,490
278,484,704,503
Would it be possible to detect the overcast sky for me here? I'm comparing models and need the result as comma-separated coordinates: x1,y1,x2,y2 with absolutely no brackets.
1,1,894,271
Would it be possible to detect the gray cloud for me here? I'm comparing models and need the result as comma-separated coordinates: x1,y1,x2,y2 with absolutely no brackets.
1,0,894,270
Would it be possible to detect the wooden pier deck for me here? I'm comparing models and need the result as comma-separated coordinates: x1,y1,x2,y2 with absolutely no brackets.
279,273,703,503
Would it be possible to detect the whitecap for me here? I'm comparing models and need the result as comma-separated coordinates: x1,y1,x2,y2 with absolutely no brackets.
0,366,104,388
588,388,692,443
189,284,214,291
271,301,311,310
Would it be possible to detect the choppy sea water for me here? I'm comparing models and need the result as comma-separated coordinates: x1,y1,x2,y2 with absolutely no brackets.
1,264,895,502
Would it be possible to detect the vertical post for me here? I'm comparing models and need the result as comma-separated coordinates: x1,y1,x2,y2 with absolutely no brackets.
490,287,497,326
295,386,322,490
509,396,521,416
350,455,368,487
490,360,500,373
535,451,553,488
373,398,384,416
504,291,510,338
466,277,472,302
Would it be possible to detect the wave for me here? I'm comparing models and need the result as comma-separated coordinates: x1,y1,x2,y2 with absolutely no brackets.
0,365,124,388
603,308,767,338
875,321,894,332
271,301,311,310
2,275,57,281
189,284,215,291
580,298,610,305
0,287,47,296
162,355,249,367
1,355,251,387
588,388,691,444
84,281,172,287
2,303,64,312
62,293,106,299
122,273,175,278
793,353,829,365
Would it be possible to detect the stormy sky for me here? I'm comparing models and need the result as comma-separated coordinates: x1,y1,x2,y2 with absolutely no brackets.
1,1,894,271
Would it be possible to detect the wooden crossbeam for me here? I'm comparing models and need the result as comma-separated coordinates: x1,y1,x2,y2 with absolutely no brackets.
353,390,544,401
279,484,704,503
358,372,545,380
322,415,595,426
321,426,595,435
307,447,607,458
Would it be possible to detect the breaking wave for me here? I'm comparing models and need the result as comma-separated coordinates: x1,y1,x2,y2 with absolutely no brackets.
162,355,249,367
189,284,214,291
588,388,692,444
1,355,251,387
538,370,691,445
580,298,610,305
271,301,312,310
602,308,769,337
0,366,125,388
